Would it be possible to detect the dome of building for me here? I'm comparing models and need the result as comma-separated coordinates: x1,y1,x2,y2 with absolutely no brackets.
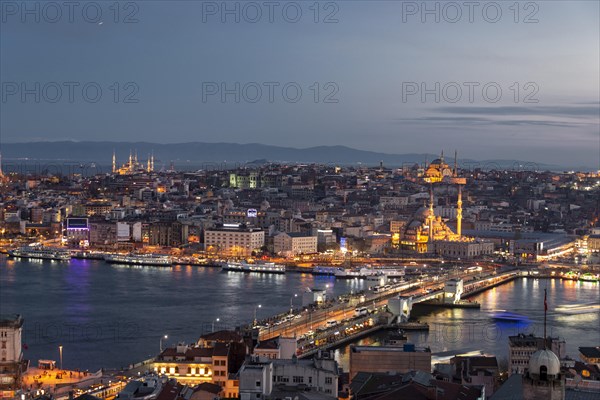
413,206,431,221
430,159,443,166
529,349,560,377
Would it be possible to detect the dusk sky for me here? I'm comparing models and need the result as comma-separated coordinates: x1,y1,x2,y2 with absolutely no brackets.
1,1,599,167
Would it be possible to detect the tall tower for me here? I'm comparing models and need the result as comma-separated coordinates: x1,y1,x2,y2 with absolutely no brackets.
112,150,116,173
428,184,435,241
0,137,5,181
456,185,463,237
451,151,466,238
147,154,152,173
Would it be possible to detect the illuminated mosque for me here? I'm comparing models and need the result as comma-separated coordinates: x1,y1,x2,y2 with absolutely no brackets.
401,151,491,258
112,150,155,175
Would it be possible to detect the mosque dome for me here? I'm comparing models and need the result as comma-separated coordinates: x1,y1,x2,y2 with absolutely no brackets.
413,206,431,221
529,349,561,378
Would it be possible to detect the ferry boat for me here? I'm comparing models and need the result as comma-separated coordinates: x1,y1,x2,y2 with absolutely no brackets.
71,250,105,260
311,266,338,276
334,267,372,279
560,271,579,281
579,272,599,283
104,253,173,266
8,245,71,261
222,261,285,274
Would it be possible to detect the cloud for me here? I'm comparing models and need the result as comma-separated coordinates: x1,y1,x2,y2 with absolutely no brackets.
394,116,590,128
435,105,600,118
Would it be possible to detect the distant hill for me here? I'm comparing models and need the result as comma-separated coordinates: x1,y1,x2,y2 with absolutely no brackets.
1,141,567,171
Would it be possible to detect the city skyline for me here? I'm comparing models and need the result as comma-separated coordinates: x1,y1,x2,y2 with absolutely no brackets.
1,1,599,399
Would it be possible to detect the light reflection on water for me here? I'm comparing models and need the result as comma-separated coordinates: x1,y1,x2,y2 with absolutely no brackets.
1,256,598,371
0,257,366,370
334,276,599,370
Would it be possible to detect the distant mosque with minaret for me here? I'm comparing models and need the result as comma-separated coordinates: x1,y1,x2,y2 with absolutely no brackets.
402,151,493,258
112,150,155,175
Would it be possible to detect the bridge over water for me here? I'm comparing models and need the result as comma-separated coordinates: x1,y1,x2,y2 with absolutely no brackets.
253,269,521,357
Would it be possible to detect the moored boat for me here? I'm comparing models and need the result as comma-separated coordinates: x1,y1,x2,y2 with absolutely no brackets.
222,260,285,274
311,266,338,276
104,253,173,266
560,271,579,280
579,272,599,283
8,244,71,261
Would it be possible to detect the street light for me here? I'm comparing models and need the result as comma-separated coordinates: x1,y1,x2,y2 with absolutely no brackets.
253,304,262,325
212,318,220,332
159,334,168,352
290,294,298,314
59,345,63,370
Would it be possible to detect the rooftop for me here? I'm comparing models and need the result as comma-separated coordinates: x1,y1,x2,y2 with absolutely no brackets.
580,347,600,359
0,314,24,328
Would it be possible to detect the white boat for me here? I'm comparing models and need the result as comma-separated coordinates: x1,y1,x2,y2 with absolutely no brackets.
222,261,285,274
8,245,71,261
334,267,365,279
104,253,173,266
579,273,599,283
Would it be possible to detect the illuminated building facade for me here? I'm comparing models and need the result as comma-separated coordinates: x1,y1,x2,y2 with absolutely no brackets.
204,224,265,256
402,150,471,253
154,343,231,387
65,217,90,246
273,232,318,256
0,315,25,390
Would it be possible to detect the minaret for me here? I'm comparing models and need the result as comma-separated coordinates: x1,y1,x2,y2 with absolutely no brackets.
451,150,465,239
428,184,435,241
457,185,463,237
151,151,154,172
112,150,116,173
453,150,458,176
0,134,3,179
147,155,151,173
